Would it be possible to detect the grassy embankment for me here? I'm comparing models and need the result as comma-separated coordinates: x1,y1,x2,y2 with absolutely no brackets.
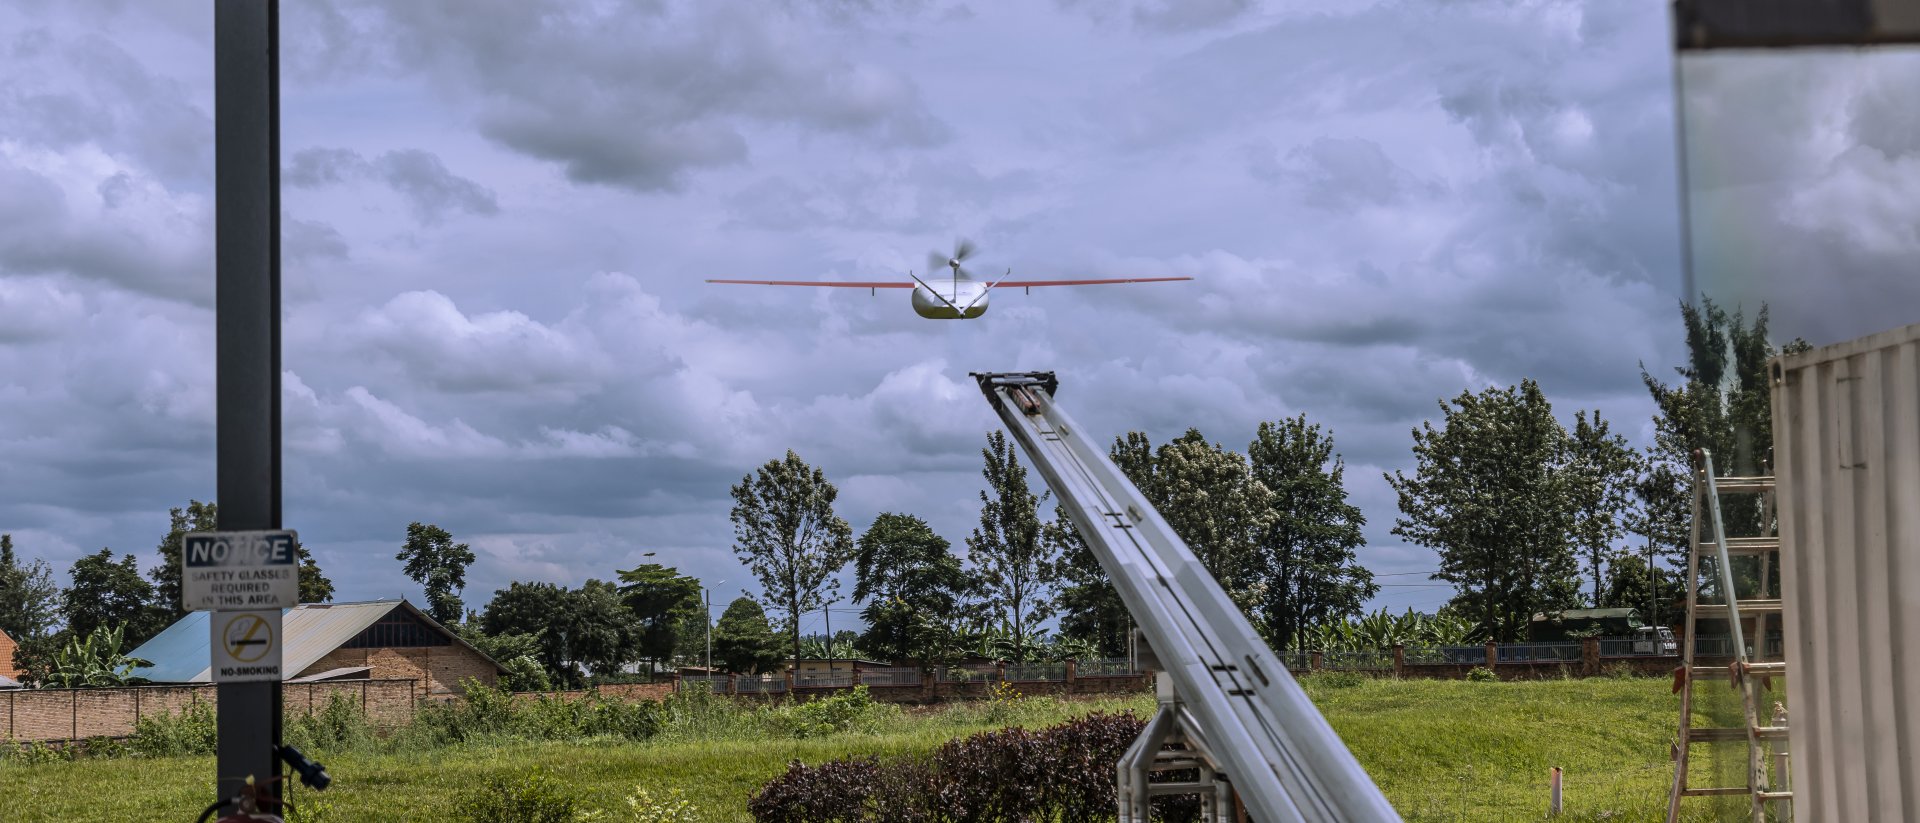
0,675,1766,822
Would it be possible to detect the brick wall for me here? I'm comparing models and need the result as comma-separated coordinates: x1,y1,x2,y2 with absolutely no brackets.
2,680,418,744
0,629,18,679
298,644,497,697
689,671,1154,705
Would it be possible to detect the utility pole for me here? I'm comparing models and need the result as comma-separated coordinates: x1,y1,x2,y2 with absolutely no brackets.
214,0,282,810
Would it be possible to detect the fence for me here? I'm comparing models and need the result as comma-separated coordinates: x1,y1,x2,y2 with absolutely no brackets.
1690,634,1784,658
1006,663,1067,682
1075,658,1141,678
1401,646,1486,665
794,672,854,688
1495,642,1582,663
2,680,419,744
939,666,997,683
858,667,922,686
735,675,786,694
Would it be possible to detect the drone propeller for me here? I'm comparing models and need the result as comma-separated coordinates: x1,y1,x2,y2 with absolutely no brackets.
928,238,979,280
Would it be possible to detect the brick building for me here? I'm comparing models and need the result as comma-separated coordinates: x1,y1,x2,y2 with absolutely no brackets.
0,626,19,684
129,599,505,696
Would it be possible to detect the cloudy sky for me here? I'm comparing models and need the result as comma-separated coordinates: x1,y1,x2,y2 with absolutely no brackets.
2,0,1914,632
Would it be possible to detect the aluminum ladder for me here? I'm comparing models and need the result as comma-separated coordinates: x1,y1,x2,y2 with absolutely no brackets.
1666,448,1791,822
972,372,1399,823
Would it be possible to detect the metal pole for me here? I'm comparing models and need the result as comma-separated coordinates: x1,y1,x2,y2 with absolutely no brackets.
704,588,712,673
214,0,282,810
824,604,832,674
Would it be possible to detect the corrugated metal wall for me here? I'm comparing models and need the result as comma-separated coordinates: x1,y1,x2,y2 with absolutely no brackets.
1773,321,1920,822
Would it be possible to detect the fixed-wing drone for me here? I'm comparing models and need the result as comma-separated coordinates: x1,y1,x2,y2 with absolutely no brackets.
706,240,1193,319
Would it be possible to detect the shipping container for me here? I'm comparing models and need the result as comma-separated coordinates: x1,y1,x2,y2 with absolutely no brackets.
1771,320,1920,822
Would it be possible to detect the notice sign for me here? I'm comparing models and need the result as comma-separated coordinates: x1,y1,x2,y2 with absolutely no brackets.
210,609,282,683
181,530,300,611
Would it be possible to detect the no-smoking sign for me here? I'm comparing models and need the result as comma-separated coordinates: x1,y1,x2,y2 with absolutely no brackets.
210,609,282,683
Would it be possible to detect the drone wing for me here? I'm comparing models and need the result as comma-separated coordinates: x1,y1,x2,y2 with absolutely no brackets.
993,276,1194,287
705,279,914,288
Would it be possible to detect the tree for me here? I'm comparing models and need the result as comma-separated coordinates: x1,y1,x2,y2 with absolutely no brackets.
850,513,970,665
1152,430,1273,608
712,596,785,675
47,624,153,688
150,501,332,620
65,549,166,643
966,430,1059,663
1604,553,1686,627
616,563,703,675
480,581,571,683
1638,298,1810,599
0,534,61,646
1386,380,1582,642
1246,416,1377,650
397,522,477,625
1566,410,1638,607
561,579,640,679
728,450,856,665
1052,505,1130,658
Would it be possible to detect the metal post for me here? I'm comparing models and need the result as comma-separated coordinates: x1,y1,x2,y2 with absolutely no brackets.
704,588,712,673
214,0,283,810
824,604,832,675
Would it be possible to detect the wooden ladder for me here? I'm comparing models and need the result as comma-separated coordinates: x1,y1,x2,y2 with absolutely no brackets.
1666,449,1791,822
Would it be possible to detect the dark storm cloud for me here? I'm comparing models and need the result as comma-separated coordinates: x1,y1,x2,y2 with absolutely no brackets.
1679,49,1920,346
320,0,950,192
0,29,211,183
286,147,498,225
1132,0,1256,33
6,0,1910,615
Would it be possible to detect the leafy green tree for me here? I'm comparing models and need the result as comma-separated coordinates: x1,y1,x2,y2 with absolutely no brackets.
0,534,61,644
65,549,166,643
149,501,333,620
47,624,153,688
1051,504,1130,658
1154,430,1272,606
1639,298,1810,599
966,430,1060,663
1247,416,1377,650
615,563,703,674
672,605,712,666
728,450,856,665
712,596,784,675
1566,410,1639,607
480,581,570,680
397,522,477,625
561,579,640,679
1387,380,1582,642
1604,553,1686,627
851,513,970,665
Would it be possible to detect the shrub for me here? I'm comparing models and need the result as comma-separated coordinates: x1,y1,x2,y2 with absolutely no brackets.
747,756,890,823
131,701,218,757
81,735,128,760
4,740,73,765
1466,666,1498,682
286,692,375,753
762,687,893,739
502,655,553,692
747,710,1198,823
452,768,581,823
606,786,701,823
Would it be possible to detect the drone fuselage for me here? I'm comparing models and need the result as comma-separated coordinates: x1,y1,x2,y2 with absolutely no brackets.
911,276,990,319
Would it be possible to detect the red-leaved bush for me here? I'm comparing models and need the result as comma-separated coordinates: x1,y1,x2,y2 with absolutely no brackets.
747,711,1201,823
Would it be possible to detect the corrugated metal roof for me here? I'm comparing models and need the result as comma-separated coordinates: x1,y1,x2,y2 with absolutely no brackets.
287,666,372,683
128,599,503,683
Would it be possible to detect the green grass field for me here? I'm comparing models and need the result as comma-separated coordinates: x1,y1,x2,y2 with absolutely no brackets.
0,676,1772,822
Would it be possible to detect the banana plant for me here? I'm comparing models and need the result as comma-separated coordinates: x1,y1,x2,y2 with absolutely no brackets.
48,624,153,689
